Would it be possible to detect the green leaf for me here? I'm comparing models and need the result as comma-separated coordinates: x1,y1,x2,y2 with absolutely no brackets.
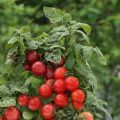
87,91,112,120
0,97,16,107
34,32,49,41
65,53,75,70
43,7,64,23
79,23,91,35
75,63,97,91
48,44,65,50
74,44,82,61
70,21,91,37
27,40,41,50
83,46,94,59
45,49,61,63
10,83,29,94
8,36,18,44
22,110,34,120
95,113,103,118
43,7,72,23
0,78,6,85
49,26,69,42
82,46,106,65
93,47,107,65
96,106,112,120
63,12,72,23
18,37,25,55
42,94,56,104
0,85,12,96
3,47,18,74
19,26,30,34
6,47,18,64
14,86,29,93
30,76,44,89
75,30,89,43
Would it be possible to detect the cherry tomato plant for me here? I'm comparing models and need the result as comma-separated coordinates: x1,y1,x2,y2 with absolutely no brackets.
0,7,111,120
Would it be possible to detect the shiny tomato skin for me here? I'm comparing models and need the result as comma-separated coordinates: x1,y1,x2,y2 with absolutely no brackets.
53,79,66,93
54,94,69,107
65,76,79,91
17,94,30,106
26,51,40,63
54,67,67,80
23,63,31,71
71,89,85,102
46,79,54,87
45,68,54,79
38,84,53,98
32,61,46,76
28,96,42,111
80,112,94,120
41,104,55,120
72,101,84,110
4,106,20,120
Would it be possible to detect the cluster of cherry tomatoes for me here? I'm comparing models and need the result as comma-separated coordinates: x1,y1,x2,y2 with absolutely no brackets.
0,51,94,120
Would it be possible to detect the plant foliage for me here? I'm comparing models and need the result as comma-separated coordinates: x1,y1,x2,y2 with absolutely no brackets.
0,7,112,120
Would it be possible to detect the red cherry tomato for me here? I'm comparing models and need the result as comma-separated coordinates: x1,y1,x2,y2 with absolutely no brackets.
53,79,66,93
28,96,42,111
0,116,3,120
38,84,53,98
46,79,54,87
41,104,55,120
26,51,40,63
71,89,85,102
54,67,67,80
4,106,20,120
65,76,79,91
80,112,94,120
17,94,29,106
45,68,54,79
32,61,46,76
23,63,31,71
54,94,69,107
72,101,84,110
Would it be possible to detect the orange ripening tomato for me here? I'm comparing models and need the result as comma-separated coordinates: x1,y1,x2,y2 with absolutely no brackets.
80,112,94,120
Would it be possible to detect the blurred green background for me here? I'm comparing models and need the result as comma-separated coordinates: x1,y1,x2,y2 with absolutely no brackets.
0,0,120,120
